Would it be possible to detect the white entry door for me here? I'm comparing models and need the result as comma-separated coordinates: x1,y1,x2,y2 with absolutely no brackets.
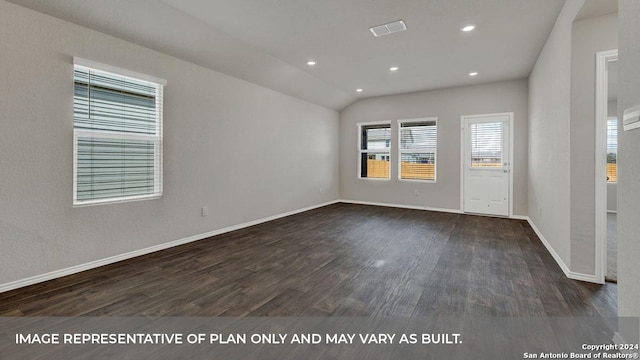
462,113,512,216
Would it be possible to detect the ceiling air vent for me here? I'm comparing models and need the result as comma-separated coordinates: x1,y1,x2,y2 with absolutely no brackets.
369,20,407,37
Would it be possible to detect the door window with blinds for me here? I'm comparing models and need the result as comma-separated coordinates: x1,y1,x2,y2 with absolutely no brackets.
470,121,503,168
73,59,166,206
358,122,391,179
398,118,437,181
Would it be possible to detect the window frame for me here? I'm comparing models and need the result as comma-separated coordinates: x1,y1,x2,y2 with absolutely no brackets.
467,119,505,170
357,120,392,181
397,118,438,182
72,58,166,207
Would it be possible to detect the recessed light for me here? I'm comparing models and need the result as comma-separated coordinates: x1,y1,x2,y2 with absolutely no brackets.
356,88,363,92
389,66,399,72
307,60,317,66
461,25,476,32
469,72,478,77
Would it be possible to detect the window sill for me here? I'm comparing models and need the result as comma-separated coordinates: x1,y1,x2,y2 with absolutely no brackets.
73,194,162,208
399,178,436,183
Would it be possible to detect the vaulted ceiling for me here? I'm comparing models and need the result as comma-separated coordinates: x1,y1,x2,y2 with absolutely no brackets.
7,0,566,110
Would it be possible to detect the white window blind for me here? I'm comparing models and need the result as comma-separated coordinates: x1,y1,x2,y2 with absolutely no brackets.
358,122,391,179
607,118,618,182
399,119,437,181
470,122,503,168
73,60,165,206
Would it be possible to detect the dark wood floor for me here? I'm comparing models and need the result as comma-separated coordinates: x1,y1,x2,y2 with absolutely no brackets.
0,203,616,317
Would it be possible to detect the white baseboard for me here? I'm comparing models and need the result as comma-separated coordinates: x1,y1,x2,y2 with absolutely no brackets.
566,270,601,284
340,199,528,221
510,215,528,220
391,210,602,283
339,199,463,214
0,200,340,294
613,332,626,349
525,217,601,284
2,200,600,293
612,331,640,355
340,201,597,284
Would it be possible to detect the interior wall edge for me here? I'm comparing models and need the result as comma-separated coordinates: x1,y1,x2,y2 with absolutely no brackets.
527,217,602,284
341,200,599,284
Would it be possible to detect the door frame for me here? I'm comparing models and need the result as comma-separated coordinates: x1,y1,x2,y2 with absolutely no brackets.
595,49,618,284
460,112,514,217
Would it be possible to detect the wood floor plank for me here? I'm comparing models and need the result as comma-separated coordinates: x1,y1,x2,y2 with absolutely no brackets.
0,203,617,318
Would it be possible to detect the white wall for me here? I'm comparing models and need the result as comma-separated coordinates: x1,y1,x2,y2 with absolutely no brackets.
0,1,339,287
618,0,640,319
340,79,528,215
528,0,585,271
569,13,618,275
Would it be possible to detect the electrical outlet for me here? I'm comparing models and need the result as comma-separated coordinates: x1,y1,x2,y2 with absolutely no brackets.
413,189,420,197
201,206,208,217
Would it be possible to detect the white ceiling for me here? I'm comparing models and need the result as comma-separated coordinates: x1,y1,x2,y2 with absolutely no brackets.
7,0,567,110
575,0,618,21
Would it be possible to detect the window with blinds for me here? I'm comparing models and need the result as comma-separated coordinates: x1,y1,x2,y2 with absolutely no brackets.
73,59,166,206
607,118,618,182
358,122,391,179
399,119,437,181
470,122,503,168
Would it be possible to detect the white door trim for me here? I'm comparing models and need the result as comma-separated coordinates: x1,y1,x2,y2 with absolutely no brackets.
595,49,618,284
460,112,514,217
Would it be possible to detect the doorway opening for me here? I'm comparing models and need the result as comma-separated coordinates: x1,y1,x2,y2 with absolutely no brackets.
596,49,618,283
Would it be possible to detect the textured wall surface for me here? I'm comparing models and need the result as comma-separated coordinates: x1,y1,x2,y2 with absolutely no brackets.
0,1,339,286
528,0,585,269
618,0,640,319
569,13,618,275
339,79,528,215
